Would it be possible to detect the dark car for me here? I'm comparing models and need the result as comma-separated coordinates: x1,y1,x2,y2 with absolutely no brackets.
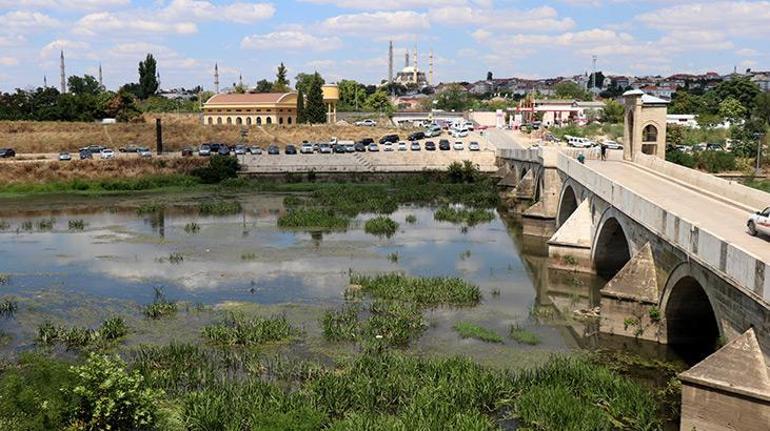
360,138,374,146
354,143,366,152
181,147,194,157
285,145,297,155
0,148,15,158
379,134,399,144
119,145,139,153
85,144,105,154
334,144,346,153
408,131,425,141
218,145,231,156
267,145,280,155
208,143,222,153
425,141,436,151
438,139,450,151
79,149,92,160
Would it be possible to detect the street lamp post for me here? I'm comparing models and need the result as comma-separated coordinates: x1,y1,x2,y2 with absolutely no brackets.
755,132,764,177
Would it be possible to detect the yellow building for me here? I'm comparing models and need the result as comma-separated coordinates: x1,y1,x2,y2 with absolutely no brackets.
203,84,339,126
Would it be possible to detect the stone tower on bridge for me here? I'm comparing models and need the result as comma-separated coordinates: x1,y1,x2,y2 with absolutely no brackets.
622,89,668,161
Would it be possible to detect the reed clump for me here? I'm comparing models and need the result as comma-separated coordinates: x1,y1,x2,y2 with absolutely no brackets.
364,216,399,238
453,322,503,343
434,206,495,226
198,201,241,216
202,313,300,346
510,324,541,345
144,288,178,319
277,208,350,230
349,273,481,307
67,219,86,231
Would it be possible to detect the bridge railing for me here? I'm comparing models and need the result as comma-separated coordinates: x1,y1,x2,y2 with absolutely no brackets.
558,152,770,304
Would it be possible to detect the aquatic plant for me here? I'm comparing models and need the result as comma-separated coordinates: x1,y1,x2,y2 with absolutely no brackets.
277,208,349,230
136,203,165,215
167,252,184,264
202,313,300,346
0,298,17,317
67,219,86,231
364,216,399,238
321,305,361,342
387,252,399,263
404,214,417,224
99,316,128,340
283,195,307,207
509,324,541,345
61,326,95,350
0,220,9,231
491,288,501,297
241,252,257,261
184,222,201,234
434,206,495,226
144,288,178,319
364,300,427,348
198,200,242,216
20,220,33,231
36,320,59,345
349,273,481,307
35,217,55,231
453,322,503,343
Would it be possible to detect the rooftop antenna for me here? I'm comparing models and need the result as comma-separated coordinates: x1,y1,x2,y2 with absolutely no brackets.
405,51,409,68
59,50,66,93
413,47,418,83
43,75,47,88
214,63,220,93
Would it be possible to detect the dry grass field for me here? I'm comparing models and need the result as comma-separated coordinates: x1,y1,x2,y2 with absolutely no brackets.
0,116,404,154
0,157,207,185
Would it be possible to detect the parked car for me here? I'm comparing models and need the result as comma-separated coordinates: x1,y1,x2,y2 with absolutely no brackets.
119,145,139,153
198,144,212,156
209,143,222,153
367,143,380,152
218,145,231,156
355,119,377,127
0,148,16,158
438,140,450,151
318,143,332,154
379,134,399,144
334,144,346,153
453,141,464,151
398,141,407,151
181,147,194,157
425,141,436,151
602,140,623,150
425,124,442,137
748,207,770,237
100,148,115,159
267,145,280,155
354,143,366,152
85,144,105,154
234,145,247,155
450,127,469,138
360,138,375,146
58,152,71,161
408,131,425,141
344,143,356,153
138,147,152,158
463,120,475,131
285,145,297,155
79,149,92,160
410,141,421,151
468,141,481,151
383,142,394,152
300,143,314,154
566,136,593,148
249,146,262,155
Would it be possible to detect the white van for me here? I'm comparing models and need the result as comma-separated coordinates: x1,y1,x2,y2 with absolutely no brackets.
451,127,469,138
566,136,593,148
425,124,442,137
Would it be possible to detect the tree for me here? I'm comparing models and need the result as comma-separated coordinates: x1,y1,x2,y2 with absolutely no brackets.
588,71,605,89
754,92,770,126
669,91,704,115
714,77,760,115
718,97,747,125
296,88,305,124
105,89,140,122
364,90,393,113
602,99,624,123
138,54,159,99
273,62,289,92
554,81,590,100
255,79,273,93
435,84,470,111
304,72,326,124
67,75,101,96
338,79,366,110
486,71,493,81
295,72,324,95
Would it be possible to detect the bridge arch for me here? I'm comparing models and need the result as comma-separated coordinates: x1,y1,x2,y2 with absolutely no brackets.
556,184,579,226
661,263,721,363
520,166,529,181
592,208,632,280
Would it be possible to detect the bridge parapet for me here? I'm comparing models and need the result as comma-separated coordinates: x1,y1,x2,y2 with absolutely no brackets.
558,153,770,304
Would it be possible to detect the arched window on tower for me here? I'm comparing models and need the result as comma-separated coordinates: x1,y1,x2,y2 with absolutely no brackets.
266,117,272,125
643,124,658,142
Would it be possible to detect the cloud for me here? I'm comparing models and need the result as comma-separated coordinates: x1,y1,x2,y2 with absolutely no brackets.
158,0,276,24
241,30,342,51
737,48,759,57
0,0,128,9
637,1,770,37
430,5,574,32
300,0,465,9
39,39,90,60
0,57,19,66
0,10,60,31
320,10,430,34
74,12,197,36
108,42,200,71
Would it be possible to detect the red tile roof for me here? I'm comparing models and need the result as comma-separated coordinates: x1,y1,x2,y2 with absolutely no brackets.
205,92,294,105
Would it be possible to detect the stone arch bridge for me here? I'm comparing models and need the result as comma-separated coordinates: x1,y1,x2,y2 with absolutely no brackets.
496,145,770,430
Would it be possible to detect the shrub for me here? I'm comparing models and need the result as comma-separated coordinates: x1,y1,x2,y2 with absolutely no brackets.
278,208,350,230
191,155,240,184
364,216,399,238
70,353,163,431
694,150,736,173
349,273,481,307
198,201,241,216
68,219,86,231
144,288,177,319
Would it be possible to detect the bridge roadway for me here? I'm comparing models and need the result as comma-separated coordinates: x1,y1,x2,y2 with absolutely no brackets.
586,159,768,262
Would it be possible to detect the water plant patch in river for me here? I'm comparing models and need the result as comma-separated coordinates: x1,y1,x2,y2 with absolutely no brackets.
509,324,541,345
0,273,8,285
202,313,300,346
349,273,481,307
184,222,200,234
434,206,495,226
0,298,17,317
144,288,178,319
35,316,129,350
278,208,350,230
67,219,86,231
321,304,361,342
198,200,242,216
364,216,399,238
453,321,503,343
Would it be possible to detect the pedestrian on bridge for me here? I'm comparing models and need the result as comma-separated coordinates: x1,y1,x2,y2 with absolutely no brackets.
600,143,607,161
577,152,585,164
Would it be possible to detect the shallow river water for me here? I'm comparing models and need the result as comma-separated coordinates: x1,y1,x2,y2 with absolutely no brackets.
0,191,680,370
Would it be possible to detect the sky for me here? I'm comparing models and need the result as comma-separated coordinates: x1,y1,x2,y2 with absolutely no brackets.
0,0,769,92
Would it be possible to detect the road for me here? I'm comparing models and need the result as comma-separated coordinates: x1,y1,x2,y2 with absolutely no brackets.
586,159,770,262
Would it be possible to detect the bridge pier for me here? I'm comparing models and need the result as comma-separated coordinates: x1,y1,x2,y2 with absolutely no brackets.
547,199,593,272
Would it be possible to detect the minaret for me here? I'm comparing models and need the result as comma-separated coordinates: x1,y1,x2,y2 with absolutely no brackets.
156,71,161,90
239,73,243,87
214,63,220,93
405,52,409,68
59,50,66,93
388,41,393,84
98,63,103,89
412,48,418,83
43,75,47,88
429,49,434,85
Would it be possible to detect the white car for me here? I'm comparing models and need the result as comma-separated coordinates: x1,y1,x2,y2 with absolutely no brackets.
355,119,376,127
383,142,394,152
748,207,770,236
566,136,593,148
450,127,469,138
425,124,442,137
468,141,480,151
300,143,314,154
397,141,407,151
58,152,71,161
453,141,464,151
138,147,152,158
100,148,115,159
603,140,623,150
463,120,475,131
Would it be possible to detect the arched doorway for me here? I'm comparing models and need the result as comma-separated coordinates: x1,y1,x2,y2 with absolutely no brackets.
256,117,262,125
593,217,631,280
557,185,578,226
207,117,213,125
226,117,232,125
665,275,719,363
246,117,252,126
236,117,242,125
216,117,222,125
266,117,272,125
626,111,634,155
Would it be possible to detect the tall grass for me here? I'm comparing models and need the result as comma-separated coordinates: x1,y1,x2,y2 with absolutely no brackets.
364,216,399,238
144,288,178,319
198,201,242,216
510,324,541,345
278,208,350,230
67,219,86,231
321,305,361,342
434,206,495,226
202,313,300,346
0,298,17,317
349,273,481,307
34,316,129,350
453,322,503,343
